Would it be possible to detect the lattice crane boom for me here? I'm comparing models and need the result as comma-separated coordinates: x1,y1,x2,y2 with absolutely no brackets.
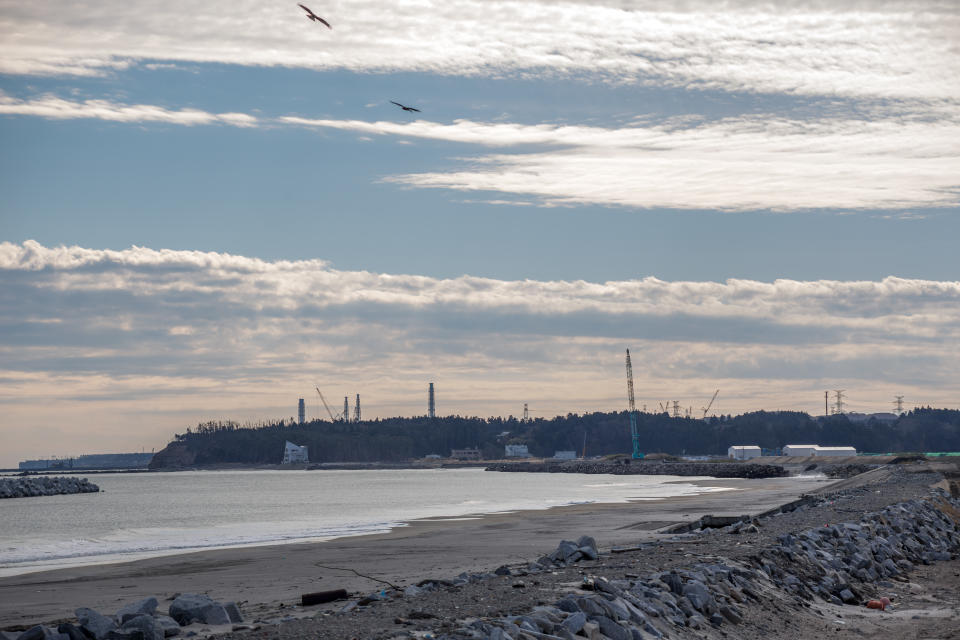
625,349,643,459
315,387,337,422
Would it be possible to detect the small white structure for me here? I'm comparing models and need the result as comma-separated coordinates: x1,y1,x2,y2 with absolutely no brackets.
505,444,531,458
282,441,309,464
728,445,762,460
813,446,857,457
783,444,819,457
553,450,577,460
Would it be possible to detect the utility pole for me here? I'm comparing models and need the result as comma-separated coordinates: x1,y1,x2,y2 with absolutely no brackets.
833,390,845,415
825,391,829,416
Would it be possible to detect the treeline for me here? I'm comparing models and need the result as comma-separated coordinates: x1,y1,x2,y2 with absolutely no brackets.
150,408,960,466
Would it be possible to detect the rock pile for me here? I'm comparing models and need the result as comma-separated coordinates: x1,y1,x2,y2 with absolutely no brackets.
485,461,788,479
4,595,242,640
0,477,99,499
394,489,960,639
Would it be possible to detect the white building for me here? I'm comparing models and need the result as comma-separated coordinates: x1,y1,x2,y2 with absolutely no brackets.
813,446,857,457
727,445,762,460
505,444,531,458
553,450,577,460
282,441,309,464
783,444,819,457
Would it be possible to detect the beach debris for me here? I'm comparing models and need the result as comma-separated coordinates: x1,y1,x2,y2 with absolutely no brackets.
314,564,400,589
301,589,348,606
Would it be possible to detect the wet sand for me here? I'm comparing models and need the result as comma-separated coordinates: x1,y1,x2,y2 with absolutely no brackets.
0,475,830,627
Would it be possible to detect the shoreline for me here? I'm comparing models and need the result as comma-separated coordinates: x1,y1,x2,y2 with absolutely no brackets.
0,474,830,627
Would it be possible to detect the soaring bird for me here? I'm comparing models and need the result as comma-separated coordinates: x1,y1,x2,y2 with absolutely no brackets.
390,101,421,113
298,4,331,28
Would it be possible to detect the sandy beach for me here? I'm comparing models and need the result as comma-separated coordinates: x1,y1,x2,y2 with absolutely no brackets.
0,475,829,627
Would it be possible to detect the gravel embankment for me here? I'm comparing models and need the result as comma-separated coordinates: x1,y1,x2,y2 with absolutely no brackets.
204,464,958,640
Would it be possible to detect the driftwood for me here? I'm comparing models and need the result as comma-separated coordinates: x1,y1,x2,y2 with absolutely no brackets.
314,564,400,589
301,589,348,606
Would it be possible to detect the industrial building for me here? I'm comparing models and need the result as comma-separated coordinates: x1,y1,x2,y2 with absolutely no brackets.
553,450,577,460
783,444,857,457
727,445,762,460
282,441,309,464
505,444,531,458
450,448,481,460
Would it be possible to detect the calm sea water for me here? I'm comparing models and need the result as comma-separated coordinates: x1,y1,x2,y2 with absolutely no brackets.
0,468,735,577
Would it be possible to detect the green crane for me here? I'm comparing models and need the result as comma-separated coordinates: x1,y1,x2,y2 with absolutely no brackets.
625,349,643,459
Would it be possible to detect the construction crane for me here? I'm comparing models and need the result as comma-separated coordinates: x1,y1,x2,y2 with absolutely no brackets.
315,387,338,422
625,349,643,459
701,389,719,419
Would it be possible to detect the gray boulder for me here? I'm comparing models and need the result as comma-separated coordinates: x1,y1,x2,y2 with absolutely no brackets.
75,608,118,640
152,617,180,638
594,615,631,640
120,616,163,640
16,627,63,640
560,612,586,634
168,594,229,626
222,603,242,624
56,624,87,640
117,599,158,623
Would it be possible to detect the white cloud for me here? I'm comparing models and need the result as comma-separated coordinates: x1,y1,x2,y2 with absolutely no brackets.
288,115,960,211
5,91,958,211
1,0,957,108
0,92,259,127
1,240,957,465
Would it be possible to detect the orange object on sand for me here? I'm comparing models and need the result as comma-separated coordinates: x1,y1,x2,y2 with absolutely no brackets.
866,598,891,611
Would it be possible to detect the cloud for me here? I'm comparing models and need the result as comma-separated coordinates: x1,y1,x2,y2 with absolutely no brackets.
1,240,958,464
0,92,259,127
5,89,959,211
1,1,957,109
288,115,960,211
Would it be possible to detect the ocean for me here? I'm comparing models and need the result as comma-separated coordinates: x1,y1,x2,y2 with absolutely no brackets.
0,468,737,577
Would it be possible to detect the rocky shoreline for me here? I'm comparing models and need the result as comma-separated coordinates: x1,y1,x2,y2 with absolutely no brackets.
207,464,959,640
0,476,99,499
485,460,789,479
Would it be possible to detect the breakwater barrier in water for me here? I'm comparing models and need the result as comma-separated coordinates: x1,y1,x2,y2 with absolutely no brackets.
0,476,100,499
485,460,788,478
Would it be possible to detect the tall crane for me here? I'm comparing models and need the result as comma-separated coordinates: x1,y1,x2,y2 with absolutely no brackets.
625,349,643,459
701,389,719,419
315,387,338,422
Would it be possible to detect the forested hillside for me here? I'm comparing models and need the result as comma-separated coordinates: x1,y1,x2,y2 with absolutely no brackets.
148,408,960,467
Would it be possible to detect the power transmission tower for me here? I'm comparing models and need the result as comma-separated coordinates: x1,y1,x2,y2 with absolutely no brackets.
672,400,681,419
833,390,845,415
624,349,642,459
893,395,904,414
523,403,529,421
343,396,349,423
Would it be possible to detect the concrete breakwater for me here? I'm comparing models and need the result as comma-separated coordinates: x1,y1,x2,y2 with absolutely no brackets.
0,476,99,499
485,460,788,478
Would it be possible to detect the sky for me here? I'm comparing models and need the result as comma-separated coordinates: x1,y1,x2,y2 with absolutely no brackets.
1,0,959,467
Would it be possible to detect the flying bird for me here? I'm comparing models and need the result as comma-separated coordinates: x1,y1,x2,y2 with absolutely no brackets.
390,101,421,113
298,4,331,28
